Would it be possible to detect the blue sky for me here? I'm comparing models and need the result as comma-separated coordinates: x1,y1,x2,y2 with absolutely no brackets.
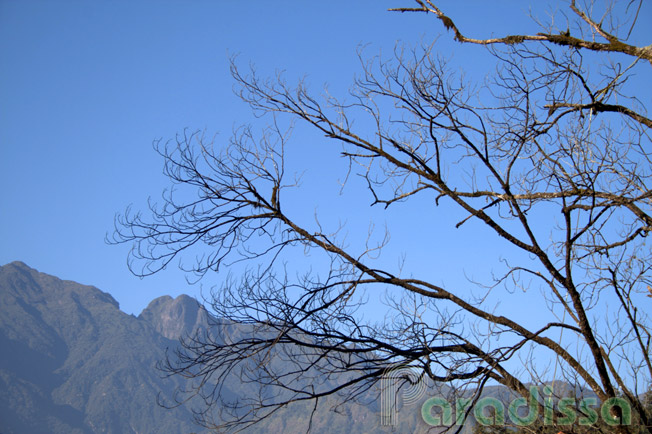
1,0,651,327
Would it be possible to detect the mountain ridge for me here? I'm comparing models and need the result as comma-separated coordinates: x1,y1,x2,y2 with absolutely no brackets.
0,261,207,433
2,261,548,433
0,261,439,433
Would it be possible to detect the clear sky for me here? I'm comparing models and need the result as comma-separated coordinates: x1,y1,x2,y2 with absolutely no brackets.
1,0,651,324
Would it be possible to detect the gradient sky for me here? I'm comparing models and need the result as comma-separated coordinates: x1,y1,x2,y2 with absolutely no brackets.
2,0,651,323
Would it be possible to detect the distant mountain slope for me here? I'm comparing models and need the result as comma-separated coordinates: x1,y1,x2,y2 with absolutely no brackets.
0,261,204,434
0,262,487,433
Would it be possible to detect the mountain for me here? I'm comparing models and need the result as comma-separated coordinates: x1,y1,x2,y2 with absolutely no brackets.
0,261,496,433
139,294,209,341
2,262,636,433
0,261,204,434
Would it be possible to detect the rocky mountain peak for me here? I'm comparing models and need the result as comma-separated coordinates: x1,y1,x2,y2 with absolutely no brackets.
139,294,209,340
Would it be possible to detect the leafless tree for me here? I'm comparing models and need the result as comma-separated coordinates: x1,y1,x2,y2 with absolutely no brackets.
112,1,652,433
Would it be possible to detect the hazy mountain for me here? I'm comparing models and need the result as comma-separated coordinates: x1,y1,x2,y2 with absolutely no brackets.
139,295,210,341
0,261,204,434
0,261,514,433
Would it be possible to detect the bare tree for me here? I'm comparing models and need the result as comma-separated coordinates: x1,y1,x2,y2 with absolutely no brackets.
112,1,652,433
